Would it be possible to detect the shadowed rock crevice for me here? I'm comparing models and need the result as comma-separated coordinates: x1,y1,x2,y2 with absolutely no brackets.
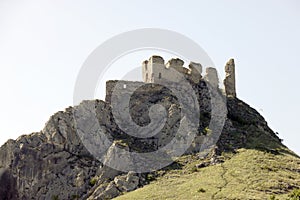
0,168,18,200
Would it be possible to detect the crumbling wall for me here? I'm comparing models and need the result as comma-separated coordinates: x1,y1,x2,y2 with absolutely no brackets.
223,58,236,97
142,56,203,85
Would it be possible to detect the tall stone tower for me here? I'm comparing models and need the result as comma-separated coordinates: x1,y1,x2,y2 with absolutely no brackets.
142,55,165,83
223,59,236,97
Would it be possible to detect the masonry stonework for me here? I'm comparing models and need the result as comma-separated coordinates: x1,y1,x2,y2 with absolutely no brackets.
204,67,219,88
142,56,203,85
223,59,236,97
142,55,237,98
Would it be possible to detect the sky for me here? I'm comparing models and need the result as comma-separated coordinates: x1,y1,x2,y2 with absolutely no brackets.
0,0,299,155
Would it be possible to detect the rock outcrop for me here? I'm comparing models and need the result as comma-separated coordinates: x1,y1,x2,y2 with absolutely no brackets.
87,172,140,200
0,107,101,199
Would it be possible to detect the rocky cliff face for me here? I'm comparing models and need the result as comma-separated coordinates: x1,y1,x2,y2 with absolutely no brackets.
0,79,283,200
0,107,100,199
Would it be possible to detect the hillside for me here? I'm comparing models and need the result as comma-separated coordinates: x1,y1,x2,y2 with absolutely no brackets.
0,57,299,200
115,148,300,200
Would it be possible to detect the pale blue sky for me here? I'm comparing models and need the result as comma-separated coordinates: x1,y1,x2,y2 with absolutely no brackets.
0,0,299,154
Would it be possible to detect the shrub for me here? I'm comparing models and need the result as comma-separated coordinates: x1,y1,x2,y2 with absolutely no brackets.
71,194,80,199
203,127,212,135
197,188,206,193
190,166,198,173
288,189,300,200
269,195,277,200
51,195,59,200
146,173,155,182
89,177,98,186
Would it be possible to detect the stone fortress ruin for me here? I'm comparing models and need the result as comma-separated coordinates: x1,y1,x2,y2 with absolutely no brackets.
104,55,238,152
142,55,236,97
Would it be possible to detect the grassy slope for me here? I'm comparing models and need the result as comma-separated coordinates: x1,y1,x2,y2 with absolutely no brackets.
115,149,300,200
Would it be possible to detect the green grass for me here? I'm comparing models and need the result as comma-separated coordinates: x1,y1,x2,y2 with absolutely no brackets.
115,149,300,200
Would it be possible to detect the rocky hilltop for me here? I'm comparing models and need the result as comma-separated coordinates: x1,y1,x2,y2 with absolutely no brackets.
0,57,299,200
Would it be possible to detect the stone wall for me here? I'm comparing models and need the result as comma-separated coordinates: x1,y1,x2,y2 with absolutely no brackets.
204,67,219,88
142,56,202,85
142,56,237,98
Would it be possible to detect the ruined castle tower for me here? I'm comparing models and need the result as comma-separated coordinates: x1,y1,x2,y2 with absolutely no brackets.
223,59,236,97
142,55,236,98
142,55,165,83
142,56,202,84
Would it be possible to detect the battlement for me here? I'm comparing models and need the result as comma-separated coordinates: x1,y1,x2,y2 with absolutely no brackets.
142,55,237,97
142,56,202,84
149,55,165,64
204,67,219,88
165,58,184,68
